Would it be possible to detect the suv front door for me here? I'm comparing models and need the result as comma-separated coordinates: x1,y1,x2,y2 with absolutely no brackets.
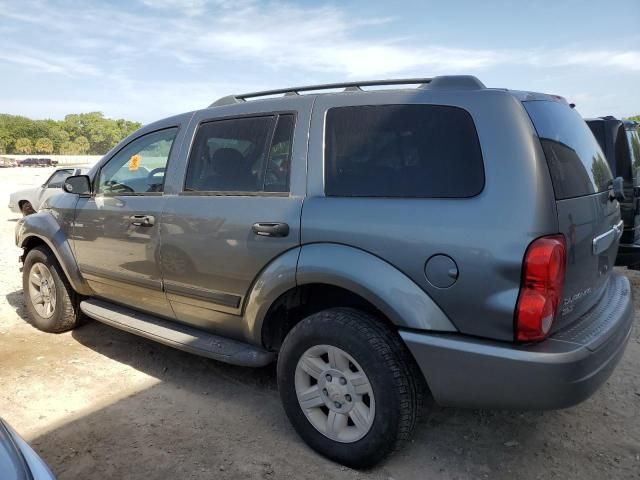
72,125,182,318
159,97,311,339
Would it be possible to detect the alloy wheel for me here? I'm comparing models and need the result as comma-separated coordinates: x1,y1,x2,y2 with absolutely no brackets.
28,262,57,318
294,344,375,443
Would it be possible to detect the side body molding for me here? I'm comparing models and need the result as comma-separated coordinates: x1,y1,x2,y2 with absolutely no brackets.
296,243,457,332
16,211,93,296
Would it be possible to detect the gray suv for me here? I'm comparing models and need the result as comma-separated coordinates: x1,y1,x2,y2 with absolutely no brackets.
15,76,634,468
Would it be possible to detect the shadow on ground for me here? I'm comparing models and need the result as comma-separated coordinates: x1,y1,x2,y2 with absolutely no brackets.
6,294,636,479
6,289,29,322
26,320,585,480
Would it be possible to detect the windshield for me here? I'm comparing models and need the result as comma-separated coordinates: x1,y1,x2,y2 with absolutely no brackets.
524,101,613,200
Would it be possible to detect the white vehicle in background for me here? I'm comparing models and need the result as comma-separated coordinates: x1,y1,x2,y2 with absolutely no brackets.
0,157,18,167
8,167,89,216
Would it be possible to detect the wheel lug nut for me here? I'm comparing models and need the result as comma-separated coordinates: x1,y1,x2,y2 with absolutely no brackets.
334,402,341,409
322,388,328,396
345,394,352,402
339,377,347,385
326,374,332,382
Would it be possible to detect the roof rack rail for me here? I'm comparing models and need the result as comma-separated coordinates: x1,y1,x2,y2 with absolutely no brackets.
209,75,485,107
209,78,433,107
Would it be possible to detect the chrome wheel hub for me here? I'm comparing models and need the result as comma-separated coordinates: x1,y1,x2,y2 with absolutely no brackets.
294,345,375,443
28,262,57,319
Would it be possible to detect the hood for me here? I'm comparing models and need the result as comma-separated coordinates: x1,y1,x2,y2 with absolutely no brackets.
9,188,36,203
0,419,56,480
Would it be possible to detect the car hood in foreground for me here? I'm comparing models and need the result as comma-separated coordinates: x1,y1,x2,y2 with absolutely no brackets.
0,419,55,480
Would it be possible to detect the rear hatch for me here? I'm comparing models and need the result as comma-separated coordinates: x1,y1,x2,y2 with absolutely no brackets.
524,100,621,330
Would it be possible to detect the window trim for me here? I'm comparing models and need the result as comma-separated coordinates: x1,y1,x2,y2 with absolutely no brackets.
182,111,297,196
322,104,486,199
94,126,179,197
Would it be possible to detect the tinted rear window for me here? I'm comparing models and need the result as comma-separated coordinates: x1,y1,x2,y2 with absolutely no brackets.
525,101,612,200
324,105,484,197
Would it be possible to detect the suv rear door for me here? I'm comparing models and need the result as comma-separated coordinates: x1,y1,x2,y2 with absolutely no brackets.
524,100,621,330
159,97,311,339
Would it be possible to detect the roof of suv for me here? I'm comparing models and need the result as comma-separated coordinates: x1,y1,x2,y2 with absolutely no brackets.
207,75,567,109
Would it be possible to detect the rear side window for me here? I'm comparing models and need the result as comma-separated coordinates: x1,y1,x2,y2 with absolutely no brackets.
185,114,294,193
324,105,484,198
613,125,632,179
525,101,613,200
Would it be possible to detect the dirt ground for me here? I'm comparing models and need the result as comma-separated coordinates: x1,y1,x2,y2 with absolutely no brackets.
0,167,639,480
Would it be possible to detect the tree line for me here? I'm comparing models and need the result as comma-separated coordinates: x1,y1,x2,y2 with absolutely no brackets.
0,112,141,155
0,111,637,157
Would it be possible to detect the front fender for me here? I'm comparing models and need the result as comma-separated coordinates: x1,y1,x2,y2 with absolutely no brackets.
16,210,92,296
296,243,457,332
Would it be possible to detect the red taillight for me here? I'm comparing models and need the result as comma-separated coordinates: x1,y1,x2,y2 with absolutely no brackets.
515,235,566,342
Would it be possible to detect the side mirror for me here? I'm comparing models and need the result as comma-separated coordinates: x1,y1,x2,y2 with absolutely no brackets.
610,176,625,202
63,175,92,196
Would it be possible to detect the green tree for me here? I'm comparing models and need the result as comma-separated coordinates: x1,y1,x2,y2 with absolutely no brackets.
15,137,33,154
630,131,640,170
74,135,90,154
35,137,54,154
0,112,142,154
591,153,611,190
59,141,77,155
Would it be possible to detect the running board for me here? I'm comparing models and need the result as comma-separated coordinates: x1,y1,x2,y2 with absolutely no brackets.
80,299,276,367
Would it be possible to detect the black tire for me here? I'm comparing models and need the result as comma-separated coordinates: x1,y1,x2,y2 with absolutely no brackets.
20,201,36,216
22,246,82,333
277,308,425,468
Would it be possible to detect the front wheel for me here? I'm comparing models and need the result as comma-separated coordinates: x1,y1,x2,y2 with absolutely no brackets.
277,308,424,468
22,246,83,332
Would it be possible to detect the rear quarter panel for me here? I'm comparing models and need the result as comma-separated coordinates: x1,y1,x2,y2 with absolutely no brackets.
303,89,558,341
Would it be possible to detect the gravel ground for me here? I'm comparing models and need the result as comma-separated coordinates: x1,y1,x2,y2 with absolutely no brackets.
0,167,639,479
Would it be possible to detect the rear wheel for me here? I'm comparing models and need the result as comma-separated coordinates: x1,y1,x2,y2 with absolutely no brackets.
22,247,82,332
20,201,35,216
277,308,424,468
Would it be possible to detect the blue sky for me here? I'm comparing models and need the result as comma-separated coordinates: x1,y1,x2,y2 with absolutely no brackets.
0,0,638,123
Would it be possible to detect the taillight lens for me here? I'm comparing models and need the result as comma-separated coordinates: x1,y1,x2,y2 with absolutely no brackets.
515,235,566,342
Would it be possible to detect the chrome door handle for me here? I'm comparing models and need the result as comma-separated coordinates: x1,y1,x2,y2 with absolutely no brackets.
130,215,155,227
252,222,289,237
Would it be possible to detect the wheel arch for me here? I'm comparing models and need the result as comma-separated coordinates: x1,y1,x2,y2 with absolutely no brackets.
244,243,457,349
17,214,92,296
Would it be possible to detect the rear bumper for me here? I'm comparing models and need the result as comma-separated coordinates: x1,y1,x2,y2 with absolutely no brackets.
401,272,634,410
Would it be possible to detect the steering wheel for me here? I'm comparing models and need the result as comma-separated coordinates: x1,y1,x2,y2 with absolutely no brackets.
146,168,166,191
104,180,134,193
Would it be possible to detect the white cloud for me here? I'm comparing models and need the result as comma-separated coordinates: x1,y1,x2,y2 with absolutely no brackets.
0,48,101,77
0,0,638,121
2,0,639,80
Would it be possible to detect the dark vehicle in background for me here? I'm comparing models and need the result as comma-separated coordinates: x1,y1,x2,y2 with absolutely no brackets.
0,418,55,479
17,158,54,167
587,117,640,268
